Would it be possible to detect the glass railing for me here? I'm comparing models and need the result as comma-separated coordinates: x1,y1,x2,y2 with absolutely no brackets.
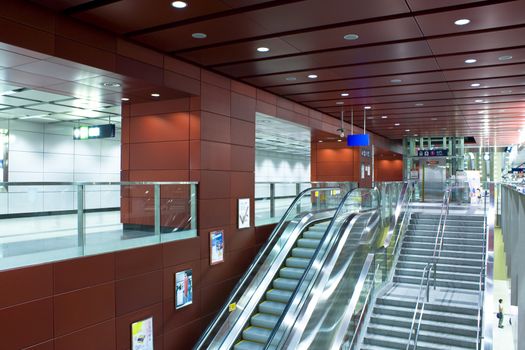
0,181,197,270
254,181,357,226
195,185,350,350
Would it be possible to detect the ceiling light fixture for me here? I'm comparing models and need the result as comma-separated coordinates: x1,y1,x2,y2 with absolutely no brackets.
381,116,388,119
318,140,323,143
390,79,402,84
102,82,121,87
464,58,477,64
151,93,160,97
470,83,481,87
364,106,371,110
454,18,471,26
336,101,344,105
192,33,207,39
475,99,483,103
337,139,342,142
121,97,130,102
171,1,187,8
257,47,270,52
431,118,438,121
498,55,513,61
307,74,318,79
341,93,349,97
415,103,424,107
405,129,410,132
285,77,297,81
394,123,400,126
343,33,359,41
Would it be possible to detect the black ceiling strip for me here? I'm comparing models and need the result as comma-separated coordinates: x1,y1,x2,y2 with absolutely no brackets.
62,0,120,15
167,0,515,55
208,23,525,69
124,0,307,37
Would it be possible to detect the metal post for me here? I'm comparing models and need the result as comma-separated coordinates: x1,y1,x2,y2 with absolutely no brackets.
296,183,301,214
270,183,275,218
77,184,85,254
433,261,437,290
154,184,161,236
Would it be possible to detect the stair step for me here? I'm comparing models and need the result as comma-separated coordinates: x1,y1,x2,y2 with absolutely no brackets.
242,326,271,343
377,297,479,316
373,304,478,326
408,224,483,234
406,230,484,239
279,267,305,280
250,313,279,329
273,277,299,291
285,257,310,269
404,235,484,247
397,261,482,274
398,254,482,267
234,340,265,350
259,301,286,316
402,241,484,253
303,230,324,239
395,267,481,282
291,247,316,259
410,218,484,227
400,247,483,260
393,275,479,290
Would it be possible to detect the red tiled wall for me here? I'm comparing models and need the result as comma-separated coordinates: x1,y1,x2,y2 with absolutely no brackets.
311,141,360,182
374,159,404,181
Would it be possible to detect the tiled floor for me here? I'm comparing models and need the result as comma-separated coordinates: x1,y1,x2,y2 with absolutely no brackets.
493,279,518,350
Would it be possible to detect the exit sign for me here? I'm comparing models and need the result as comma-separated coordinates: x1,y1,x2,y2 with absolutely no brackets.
73,124,115,140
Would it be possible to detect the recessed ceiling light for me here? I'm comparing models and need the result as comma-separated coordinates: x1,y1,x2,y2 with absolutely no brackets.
394,123,400,126
257,47,270,52
475,99,484,103
102,82,121,87
341,93,349,97
464,58,477,64
318,140,323,143
414,134,418,136
454,18,470,26
381,116,388,119
307,74,318,79
285,77,297,81
415,103,424,107
121,97,130,102
431,118,438,121
501,89,512,94
390,79,402,84
364,106,371,110
343,33,359,41
470,83,481,87
337,139,342,142
478,110,488,114
405,129,410,132
151,93,160,97
171,1,187,8
336,101,344,105
498,55,513,61
192,33,207,39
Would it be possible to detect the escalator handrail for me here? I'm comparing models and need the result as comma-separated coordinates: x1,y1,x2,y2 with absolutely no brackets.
193,186,344,349
264,187,381,349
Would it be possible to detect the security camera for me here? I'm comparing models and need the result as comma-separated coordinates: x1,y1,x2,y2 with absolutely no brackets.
337,128,345,138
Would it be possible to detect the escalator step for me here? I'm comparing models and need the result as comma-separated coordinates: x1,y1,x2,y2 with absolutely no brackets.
251,313,279,329
279,267,305,279
292,247,316,258
286,257,310,268
266,288,293,303
243,326,271,343
273,277,299,291
297,238,321,248
303,230,324,239
234,340,265,350
259,301,286,315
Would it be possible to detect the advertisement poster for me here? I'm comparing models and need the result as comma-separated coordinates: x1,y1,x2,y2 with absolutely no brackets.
131,317,153,350
175,269,193,309
238,198,250,229
210,230,225,265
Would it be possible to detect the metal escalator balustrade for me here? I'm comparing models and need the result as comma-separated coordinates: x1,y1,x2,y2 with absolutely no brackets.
263,184,408,349
193,185,350,350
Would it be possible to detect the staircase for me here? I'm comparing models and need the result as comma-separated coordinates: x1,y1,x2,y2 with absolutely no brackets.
361,212,485,350
234,221,329,350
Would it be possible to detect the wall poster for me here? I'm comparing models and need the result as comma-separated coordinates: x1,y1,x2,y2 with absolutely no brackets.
238,198,250,229
175,269,193,309
210,230,225,265
131,317,154,350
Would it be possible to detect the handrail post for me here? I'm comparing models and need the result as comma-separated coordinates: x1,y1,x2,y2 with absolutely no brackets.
433,261,437,290
77,184,85,255
296,183,301,214
270,183,276,218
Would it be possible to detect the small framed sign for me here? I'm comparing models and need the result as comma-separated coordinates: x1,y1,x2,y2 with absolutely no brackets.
131,317,153,350
210,230,225,265
175,269,193,309
238,198,250,229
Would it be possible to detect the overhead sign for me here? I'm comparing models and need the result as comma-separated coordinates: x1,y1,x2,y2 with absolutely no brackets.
73,124,115,140
417,149,448,157
347,134,370,147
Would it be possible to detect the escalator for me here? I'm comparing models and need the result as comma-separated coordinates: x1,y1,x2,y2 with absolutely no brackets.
194,183,409,350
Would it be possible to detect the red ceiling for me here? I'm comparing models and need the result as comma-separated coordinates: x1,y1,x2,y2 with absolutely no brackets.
30,0,525,145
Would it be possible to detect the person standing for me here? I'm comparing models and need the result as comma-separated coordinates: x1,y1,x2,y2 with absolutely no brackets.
498,299,504,328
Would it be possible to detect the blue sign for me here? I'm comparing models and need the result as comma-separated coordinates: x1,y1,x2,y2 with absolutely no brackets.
347,134,370,147
0,160,3,168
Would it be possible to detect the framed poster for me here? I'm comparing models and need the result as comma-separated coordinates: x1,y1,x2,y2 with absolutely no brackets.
238,198,250,229
175,269,193,309
131,317,153,350
210,230,225,265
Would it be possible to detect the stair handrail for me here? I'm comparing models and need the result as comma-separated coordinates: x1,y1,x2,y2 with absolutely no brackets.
263,187,381,350
193,186,345,349
405,186,451,350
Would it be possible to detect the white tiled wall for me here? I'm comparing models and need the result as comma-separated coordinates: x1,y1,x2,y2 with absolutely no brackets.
2,120,121,214
255,149,311,198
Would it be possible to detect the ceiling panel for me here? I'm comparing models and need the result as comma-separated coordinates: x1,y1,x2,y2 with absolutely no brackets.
405,0,486,12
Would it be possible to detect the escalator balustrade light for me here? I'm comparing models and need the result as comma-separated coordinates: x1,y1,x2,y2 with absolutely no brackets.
314,191,319,197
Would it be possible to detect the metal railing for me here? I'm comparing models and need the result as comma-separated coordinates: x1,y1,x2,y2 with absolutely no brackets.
0,181,197,271
406,186,451,350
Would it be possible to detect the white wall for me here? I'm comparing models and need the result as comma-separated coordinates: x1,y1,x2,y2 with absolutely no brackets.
0,119,121,214
255,149,311,198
